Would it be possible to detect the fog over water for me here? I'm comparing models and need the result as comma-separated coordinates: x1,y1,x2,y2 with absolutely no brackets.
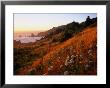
14,32,43,43
14,36,42,43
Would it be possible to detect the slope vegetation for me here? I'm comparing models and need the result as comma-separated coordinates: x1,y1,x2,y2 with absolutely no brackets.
17,24,97,75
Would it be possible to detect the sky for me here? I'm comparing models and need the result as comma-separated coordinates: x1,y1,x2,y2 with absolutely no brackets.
14,13,97,34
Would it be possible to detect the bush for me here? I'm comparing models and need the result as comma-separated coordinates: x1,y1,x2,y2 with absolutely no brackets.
60,22,80,42
52,37,58,42
14,47,37,74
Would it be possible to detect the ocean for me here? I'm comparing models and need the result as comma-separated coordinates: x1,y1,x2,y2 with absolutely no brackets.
14,36,42,43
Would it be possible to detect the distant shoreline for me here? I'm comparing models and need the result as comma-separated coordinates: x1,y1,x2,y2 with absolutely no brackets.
14,36,42,43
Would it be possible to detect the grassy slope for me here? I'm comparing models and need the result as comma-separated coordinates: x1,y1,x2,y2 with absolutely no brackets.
17,25,97,75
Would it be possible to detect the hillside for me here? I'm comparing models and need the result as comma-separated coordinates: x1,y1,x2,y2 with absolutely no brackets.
16,23,97,75
14,16,97,75
37,17,97,41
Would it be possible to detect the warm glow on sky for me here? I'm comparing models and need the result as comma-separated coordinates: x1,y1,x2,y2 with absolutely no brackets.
14,13,96,33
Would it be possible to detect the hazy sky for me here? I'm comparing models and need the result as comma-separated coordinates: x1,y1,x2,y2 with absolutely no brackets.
14,13,97,33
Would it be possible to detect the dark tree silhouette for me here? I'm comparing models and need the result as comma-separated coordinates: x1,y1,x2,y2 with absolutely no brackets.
85,16,92,26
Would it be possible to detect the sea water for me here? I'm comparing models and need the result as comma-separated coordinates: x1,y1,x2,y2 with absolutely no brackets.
14,36,42,43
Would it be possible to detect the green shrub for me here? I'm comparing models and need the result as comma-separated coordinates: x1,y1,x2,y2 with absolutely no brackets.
14,47,37,74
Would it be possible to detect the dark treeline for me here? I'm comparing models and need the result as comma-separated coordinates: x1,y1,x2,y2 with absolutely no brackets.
50,16,97,42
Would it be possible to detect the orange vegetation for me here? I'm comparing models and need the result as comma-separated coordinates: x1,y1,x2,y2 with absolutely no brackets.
16,26,97,75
